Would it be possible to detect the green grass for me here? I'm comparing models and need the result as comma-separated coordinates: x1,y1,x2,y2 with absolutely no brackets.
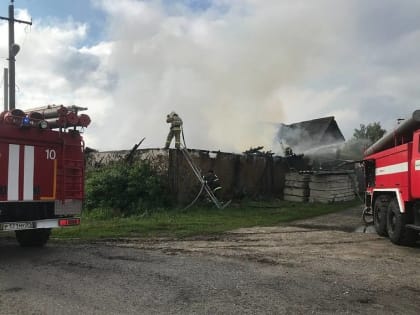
51,200,361,240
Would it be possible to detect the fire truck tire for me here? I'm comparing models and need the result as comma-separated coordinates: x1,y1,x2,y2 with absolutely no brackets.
373,195,389,237
386,199,416,246
15,229,51,247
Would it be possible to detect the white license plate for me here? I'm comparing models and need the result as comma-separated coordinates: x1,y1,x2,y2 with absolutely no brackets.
1,222,35,231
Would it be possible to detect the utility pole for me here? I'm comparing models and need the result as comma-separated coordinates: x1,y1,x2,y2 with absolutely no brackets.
4,68,8,111
0,0,32,110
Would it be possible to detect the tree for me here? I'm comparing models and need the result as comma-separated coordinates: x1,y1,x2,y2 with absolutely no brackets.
353,122,386,144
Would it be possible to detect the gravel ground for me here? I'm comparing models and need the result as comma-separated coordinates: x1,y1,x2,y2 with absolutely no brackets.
1,206,419,314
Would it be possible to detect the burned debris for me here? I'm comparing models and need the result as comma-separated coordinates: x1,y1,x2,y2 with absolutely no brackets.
243,146,274,157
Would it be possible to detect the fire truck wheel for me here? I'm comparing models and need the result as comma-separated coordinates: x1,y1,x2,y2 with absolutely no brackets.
373,195,389,237
15,229,51,247
386,199,416,246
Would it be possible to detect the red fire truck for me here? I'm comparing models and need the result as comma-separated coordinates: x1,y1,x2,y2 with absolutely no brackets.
0,106,89,246
363,110,420,245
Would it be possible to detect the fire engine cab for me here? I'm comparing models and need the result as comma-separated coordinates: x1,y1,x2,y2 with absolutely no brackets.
0,106,89,246
363,110,420,245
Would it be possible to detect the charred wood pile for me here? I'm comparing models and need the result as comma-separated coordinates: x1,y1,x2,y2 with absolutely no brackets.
243,146,274,157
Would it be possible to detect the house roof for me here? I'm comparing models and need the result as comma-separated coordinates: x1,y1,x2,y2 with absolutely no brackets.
278,116,345,152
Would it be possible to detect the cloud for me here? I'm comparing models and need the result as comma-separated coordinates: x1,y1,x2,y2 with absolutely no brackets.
3,1,420,154
0,8,115,147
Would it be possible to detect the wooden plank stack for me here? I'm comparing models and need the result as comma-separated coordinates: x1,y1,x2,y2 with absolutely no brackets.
284,172,311,202
309,172,356,203
284,171,357,203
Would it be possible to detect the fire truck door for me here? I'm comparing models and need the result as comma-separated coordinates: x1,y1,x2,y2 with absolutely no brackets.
0,143,58,201
411,131,420,198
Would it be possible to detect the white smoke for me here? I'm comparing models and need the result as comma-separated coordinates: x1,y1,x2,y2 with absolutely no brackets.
2,1,420,154
83,0,355,152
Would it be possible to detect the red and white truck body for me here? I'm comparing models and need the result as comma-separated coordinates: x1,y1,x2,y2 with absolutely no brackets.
0,107,87,246
363,110,420,245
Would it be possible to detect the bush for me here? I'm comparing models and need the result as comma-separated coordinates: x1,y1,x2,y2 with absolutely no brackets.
85,161,170,215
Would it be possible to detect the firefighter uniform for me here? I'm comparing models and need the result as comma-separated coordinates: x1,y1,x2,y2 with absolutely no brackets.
165,112,183,149
203,170,222,195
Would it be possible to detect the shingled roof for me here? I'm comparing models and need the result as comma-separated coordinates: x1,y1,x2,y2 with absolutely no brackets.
278,116,345,153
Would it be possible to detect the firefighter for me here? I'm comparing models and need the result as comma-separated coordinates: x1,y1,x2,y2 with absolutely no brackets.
203,170,222,196
164,111,183,149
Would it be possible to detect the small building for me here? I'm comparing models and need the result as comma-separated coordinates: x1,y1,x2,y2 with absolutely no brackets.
278,116,345,153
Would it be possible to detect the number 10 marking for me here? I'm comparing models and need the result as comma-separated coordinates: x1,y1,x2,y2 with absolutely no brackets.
45,149,56,160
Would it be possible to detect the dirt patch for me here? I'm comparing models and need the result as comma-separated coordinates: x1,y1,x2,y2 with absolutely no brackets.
104,205,420,313
106,206,370,255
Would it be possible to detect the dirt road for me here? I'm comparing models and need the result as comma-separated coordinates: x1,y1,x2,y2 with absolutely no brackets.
1,206,419,314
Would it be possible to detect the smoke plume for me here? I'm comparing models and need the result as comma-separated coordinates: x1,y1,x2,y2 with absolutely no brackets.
83,0,353,152
4,1,420,154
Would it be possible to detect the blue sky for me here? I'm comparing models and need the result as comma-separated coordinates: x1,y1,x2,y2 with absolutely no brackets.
12,0,215,45
16,0,99,21
1,0,420,153
12,0,105,45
